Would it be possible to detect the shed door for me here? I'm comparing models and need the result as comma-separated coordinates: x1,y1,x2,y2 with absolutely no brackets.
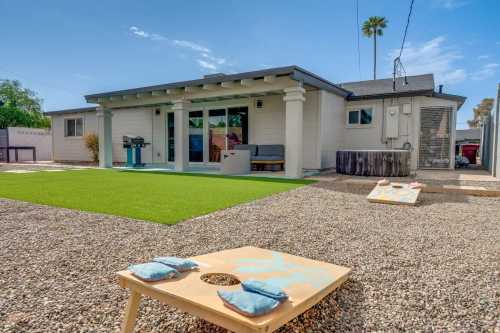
419,107,452,169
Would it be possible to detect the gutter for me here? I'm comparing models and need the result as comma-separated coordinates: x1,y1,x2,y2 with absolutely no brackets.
347,90,467,109
44,106,97,116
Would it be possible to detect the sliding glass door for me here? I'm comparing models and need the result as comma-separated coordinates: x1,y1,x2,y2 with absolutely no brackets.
207,107,248,162
168,107,248,164
208,109,226,162
189,111,204,162
227,107,248,150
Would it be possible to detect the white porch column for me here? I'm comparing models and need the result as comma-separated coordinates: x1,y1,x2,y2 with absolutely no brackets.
283,87,305,178
97,107,113,168
173,99,191,171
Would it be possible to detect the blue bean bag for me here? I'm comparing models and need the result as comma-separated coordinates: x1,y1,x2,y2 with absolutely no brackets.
217,290,280,317
152,257,199,272
242,280,288,301
128,262,179,282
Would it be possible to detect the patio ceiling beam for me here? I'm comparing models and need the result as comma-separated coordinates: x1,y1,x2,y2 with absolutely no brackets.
202,83,217,91
221,81,235,89
136,92,152,99
102,76,297,109
166,88,183,95
264,75,276,83
240,79,254,87
185,86,201,93
152,90,165,97
122,95,135,100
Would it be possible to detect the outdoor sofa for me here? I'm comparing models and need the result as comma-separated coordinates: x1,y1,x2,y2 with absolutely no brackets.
234,144,285,171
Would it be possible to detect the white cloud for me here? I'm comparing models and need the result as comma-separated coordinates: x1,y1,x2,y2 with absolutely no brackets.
201,53,226,65
477,55,490,60
150,33,166,41
470,63,499,81
128,26,228,72
172,40,211,53
439,69,467,83
389,36,467,84
129,26,150,38
432,0,468,9
196,60,217,72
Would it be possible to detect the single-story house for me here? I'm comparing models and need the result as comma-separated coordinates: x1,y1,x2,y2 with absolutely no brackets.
46,65,466,178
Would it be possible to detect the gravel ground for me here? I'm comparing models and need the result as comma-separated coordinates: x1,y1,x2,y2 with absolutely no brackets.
0,181,499,332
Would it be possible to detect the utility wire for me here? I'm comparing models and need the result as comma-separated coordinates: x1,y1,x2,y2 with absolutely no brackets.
393,0,415,90
399,0,415,59
356,0,361,79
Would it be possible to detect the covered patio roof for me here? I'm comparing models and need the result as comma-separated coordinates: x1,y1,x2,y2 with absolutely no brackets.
84,65,350,105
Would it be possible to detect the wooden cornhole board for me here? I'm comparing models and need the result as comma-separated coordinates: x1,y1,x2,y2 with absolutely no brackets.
367,182,421,206
117,246,351,333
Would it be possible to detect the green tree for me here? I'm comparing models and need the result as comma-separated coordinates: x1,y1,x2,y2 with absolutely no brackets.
362,16,388,80
0,79,50,129
467,98,495,128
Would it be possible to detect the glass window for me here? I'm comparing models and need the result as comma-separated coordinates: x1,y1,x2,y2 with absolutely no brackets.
348,111,359,125
75,118,83,136
65,118,83,137
189,111,204,162
360,108,373,125
208,109,226,162
227,107,248,150
348,108,372,126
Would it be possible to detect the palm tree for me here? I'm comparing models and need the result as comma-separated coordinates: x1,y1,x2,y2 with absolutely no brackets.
362,16,388,80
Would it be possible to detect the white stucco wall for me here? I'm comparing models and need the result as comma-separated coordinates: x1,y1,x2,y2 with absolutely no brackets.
342,96,459,171
248,92,321,170
111,107,154,163
302,90,321,170
319,90,345,169
249,95,285,145
51,108,155,163
7,127,52,161
51,111,97,161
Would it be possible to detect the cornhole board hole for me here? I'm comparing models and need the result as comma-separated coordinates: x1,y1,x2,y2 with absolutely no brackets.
367,182,421,206
117,246,351,333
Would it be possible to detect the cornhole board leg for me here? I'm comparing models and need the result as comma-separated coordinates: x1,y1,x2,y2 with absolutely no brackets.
119,279,261,333
121,290,141,333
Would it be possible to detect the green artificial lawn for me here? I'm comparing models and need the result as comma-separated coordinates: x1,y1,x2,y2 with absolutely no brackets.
0,169,314,224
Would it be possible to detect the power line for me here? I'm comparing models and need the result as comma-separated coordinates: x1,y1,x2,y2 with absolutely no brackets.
356,0,361,79
393,0,416,91
399,0,415,59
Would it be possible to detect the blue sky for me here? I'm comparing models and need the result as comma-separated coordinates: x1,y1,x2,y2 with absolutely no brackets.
1,0,499,129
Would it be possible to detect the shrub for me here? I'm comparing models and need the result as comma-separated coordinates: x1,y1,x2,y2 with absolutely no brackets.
84,132,99,162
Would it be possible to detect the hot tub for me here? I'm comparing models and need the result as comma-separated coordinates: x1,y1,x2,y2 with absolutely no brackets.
336,149,410,177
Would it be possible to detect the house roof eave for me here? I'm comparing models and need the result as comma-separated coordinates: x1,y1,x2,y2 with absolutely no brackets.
84,65,350,102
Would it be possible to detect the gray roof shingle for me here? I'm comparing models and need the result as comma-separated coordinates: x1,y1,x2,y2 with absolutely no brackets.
339,74,435,97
